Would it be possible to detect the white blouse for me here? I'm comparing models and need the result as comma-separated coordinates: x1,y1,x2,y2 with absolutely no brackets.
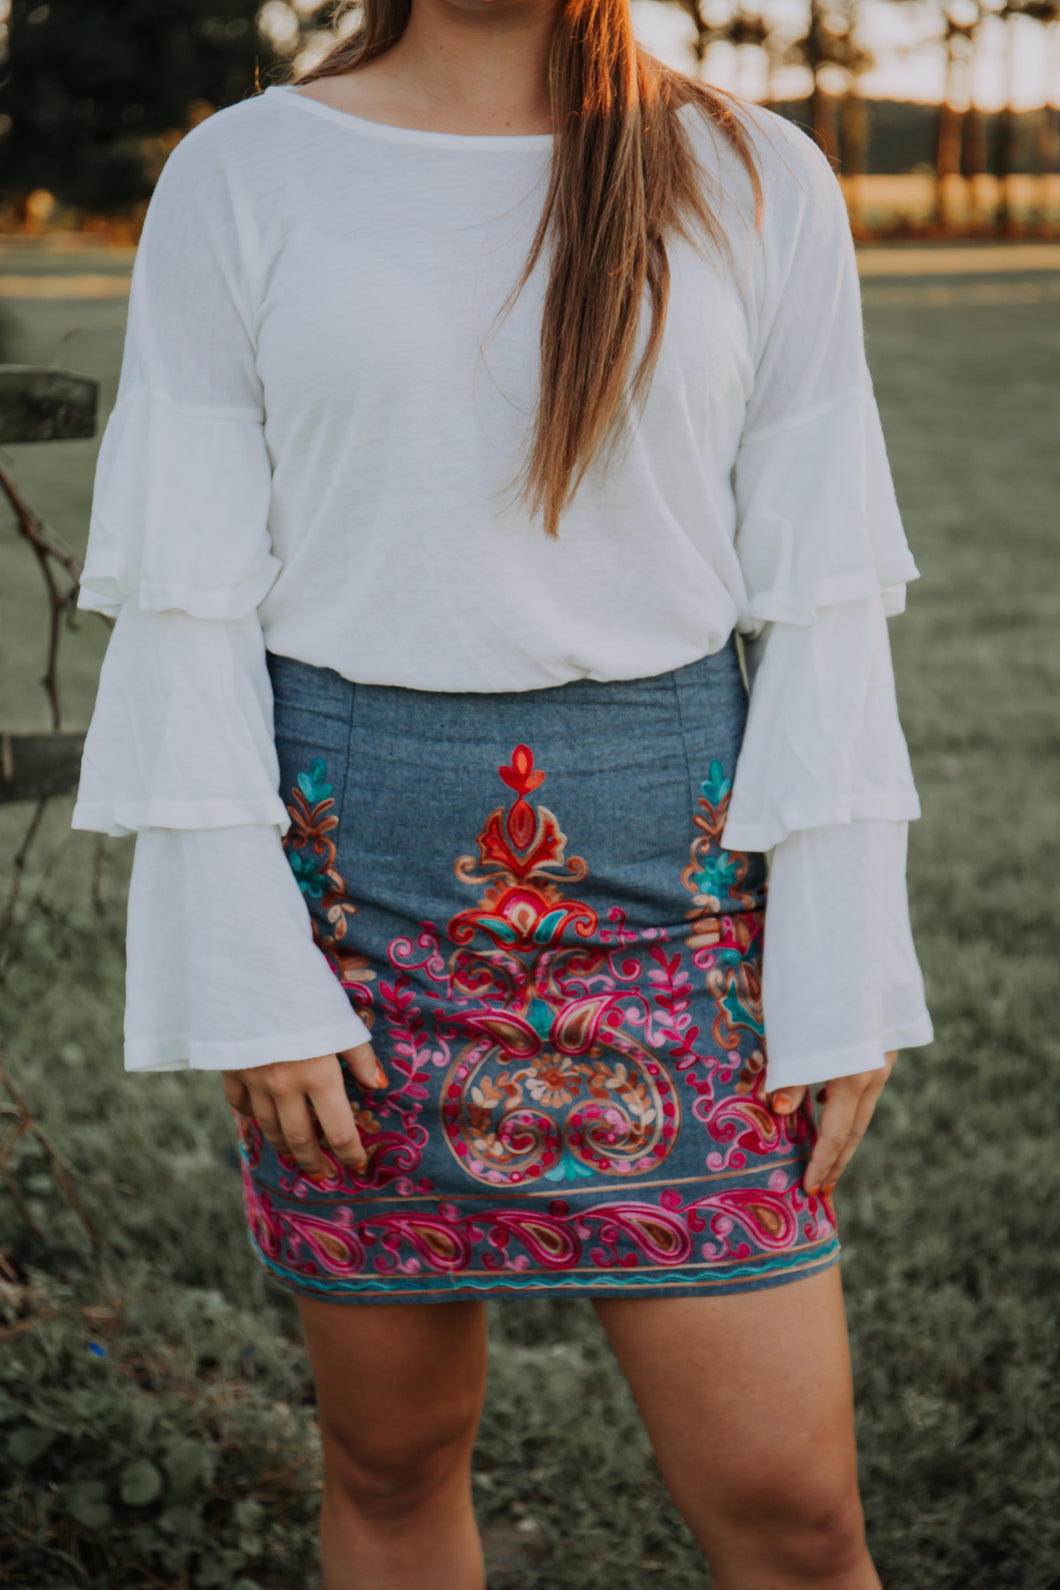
71,83,933,1090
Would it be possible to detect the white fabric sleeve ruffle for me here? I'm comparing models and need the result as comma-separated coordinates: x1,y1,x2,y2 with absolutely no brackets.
759,820,933,1091
72,603,291,836
724,593,920,852
70,120,370,1071
125,826,372,1071
722,119,932,1089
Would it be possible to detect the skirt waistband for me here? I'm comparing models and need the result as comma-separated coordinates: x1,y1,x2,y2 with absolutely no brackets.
264,639,749,795
264,635,745,730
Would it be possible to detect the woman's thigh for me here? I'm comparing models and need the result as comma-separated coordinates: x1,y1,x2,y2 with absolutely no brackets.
592,1265,868,1570
296,1296,490,1483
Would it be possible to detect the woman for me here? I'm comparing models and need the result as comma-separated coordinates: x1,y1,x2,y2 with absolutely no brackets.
72,0,933,1585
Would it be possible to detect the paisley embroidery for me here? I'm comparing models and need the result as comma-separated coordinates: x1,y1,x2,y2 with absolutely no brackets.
239,1144,835,1287
239,738,838,1298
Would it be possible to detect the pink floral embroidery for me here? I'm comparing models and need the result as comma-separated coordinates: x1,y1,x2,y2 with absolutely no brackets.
240,745,837,1293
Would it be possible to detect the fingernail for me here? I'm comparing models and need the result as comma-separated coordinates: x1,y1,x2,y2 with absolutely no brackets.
806,1183,820,1197
772,1092,794,1113
372,1066,389,1089
823,1181,837,1195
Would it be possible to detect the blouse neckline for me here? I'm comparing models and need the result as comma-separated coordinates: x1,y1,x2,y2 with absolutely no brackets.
264,84,556,152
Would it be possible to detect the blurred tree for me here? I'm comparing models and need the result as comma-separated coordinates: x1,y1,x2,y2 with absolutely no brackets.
671,0,718,71
936,0,979,227
1003,0,1060,230
2,0,1056,229
804,0,843,161
995,1,1017,230
672,0,876,171
0,0,280,209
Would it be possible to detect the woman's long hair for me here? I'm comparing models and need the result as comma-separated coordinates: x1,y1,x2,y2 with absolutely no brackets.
287,0,763,538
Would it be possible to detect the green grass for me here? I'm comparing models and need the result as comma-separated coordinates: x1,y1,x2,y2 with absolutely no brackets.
0,265,1058,1588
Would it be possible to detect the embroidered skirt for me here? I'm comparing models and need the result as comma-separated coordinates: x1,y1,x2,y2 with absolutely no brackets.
233,640,840,1303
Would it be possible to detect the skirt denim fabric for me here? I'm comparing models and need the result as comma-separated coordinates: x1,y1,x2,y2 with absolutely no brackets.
232,639,840,1303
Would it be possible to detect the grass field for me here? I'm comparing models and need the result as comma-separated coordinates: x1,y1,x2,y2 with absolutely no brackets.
0,250,1058,1588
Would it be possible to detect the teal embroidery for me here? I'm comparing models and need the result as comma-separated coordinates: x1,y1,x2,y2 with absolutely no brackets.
288,849,328,898
700,758,732,807
297,757,333,804
543,1150,597,1183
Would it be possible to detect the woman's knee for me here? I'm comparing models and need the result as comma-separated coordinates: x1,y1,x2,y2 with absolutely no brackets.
320,1394,481,1522
768,1490,867,1579
721,1473,868,1580
298,1296,488,1523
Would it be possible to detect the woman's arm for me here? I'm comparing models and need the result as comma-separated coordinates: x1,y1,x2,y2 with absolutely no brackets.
722,110,933,1188
71,115,383,1179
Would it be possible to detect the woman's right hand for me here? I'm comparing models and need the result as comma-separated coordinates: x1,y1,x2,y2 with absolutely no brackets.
221,1041,388,1179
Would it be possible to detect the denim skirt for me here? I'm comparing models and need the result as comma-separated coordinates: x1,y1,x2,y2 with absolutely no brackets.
233,638,840,1304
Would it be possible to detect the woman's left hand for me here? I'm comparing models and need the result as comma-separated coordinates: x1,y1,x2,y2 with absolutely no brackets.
767,1052,898,1198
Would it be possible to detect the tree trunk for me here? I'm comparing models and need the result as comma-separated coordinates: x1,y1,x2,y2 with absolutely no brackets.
963,23,990,236
807,0,840,163
936,25,963,229
840,90,869,230
995,15,1017,235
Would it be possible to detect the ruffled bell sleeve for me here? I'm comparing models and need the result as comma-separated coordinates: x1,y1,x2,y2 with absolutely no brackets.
722,124,933,1090
71,122,371,1070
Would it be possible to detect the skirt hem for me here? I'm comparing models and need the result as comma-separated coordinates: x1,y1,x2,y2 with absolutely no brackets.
248,1232,842,1306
